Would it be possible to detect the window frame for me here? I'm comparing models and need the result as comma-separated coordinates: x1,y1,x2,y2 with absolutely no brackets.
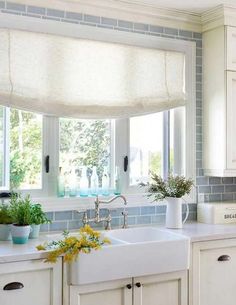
1,14,196,209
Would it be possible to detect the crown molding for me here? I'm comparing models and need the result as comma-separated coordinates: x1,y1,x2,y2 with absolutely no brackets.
202,4,236,32
12,0,202,32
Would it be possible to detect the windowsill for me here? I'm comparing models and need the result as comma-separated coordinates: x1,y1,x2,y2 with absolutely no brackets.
32,192,196,212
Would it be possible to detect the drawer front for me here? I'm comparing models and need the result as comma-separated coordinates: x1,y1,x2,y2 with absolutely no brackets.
191,240,236,305
0,259,62,305
0,268,51,305
200,246,236,305
226,26,236,71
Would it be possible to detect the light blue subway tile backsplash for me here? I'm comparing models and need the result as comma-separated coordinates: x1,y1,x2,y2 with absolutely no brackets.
101,17,117,26
50,221,68,232
27,5,45,15
118,19,133,29
0,0,235,232
134,22,149,31
84,14,100,24
47,8,64,18
55,211,73,221
65,11,82,21
6,2,25,12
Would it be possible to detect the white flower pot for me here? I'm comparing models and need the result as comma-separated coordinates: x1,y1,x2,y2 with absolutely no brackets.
29,224,41,239
0,224,11,241
11,224,31,244
165,197,189,229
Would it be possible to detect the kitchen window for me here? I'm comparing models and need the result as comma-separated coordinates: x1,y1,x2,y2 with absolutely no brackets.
6,107,187,196
0,17,196,207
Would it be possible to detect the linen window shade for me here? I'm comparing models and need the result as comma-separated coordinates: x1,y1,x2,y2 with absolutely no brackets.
0,29,186,118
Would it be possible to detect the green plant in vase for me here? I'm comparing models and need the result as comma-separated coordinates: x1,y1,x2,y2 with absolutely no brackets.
9,193,32,244
29,204,51,239
141,174,194,229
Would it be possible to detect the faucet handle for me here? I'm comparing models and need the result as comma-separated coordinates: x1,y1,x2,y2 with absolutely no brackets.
105,212,112,230
122,210,128,229
82,210,89,226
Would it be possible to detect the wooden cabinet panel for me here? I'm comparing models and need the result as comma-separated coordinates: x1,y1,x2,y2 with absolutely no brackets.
226,26,236,70
0,259,62,305
134,272,187,305
227,71,236,169
70,278,132,305
191,239,236,305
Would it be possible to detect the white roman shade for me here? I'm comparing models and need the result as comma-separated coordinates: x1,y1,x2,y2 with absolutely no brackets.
0,29,186,118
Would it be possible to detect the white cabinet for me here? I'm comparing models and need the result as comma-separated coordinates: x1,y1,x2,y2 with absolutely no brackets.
70,278,132,305
70,271,187,305
0,258,62,305
133,272,187,305
190,238,236,305
226,26,236,70
203,26,236,176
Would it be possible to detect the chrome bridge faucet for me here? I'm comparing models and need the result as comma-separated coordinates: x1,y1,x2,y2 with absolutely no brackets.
82,195,128,230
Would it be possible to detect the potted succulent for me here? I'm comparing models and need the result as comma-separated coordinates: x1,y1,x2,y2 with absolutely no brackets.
9,194,32,244
141,174,193,229
29,204,51,239
0,204,13,241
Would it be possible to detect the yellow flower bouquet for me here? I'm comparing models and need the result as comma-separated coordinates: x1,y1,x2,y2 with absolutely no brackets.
36,225,110,263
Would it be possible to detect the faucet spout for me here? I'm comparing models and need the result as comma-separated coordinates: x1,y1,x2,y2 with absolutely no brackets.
98,195,127,205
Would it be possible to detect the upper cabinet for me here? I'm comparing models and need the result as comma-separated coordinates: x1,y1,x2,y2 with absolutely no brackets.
203,25,236,176
226,27,236,70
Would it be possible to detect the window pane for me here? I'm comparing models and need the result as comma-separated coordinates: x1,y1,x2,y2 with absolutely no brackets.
59,118,111,189
130,113,163,185
10,109,43,190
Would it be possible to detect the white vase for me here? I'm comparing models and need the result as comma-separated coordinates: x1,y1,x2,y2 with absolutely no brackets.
165,197,189,229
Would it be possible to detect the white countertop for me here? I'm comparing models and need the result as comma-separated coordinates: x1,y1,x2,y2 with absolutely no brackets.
2,222,236,263
167,222,236,242
0,235,51,263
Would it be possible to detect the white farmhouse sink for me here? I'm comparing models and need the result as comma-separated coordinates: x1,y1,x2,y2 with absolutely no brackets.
69,227,189,285
104,227,183,243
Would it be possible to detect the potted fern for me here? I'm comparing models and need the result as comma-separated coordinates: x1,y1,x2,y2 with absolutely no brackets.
29,204,51,239
0,204,13,241
141,174,193,229
9,194,32,244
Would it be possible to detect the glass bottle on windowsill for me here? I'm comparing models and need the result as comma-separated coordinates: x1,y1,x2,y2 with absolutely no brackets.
102,166,110,196
80,166,89,197
114,166,121,195
69,168,78,197
90,166,99,196
57,167,65,197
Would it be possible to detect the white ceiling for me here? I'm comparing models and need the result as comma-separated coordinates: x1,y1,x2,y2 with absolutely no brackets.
117,0,236,13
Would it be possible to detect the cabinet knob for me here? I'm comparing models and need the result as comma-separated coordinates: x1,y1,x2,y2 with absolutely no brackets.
135,282,141,288
218,255,231,262
126,284,132,289
3,282,24,290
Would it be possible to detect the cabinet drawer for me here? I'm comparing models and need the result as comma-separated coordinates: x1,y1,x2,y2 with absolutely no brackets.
226,26,236,71
200,247,236,305
191,239,236,305
0,259,62,305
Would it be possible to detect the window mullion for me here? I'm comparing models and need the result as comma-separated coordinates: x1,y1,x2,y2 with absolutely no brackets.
115,118,129,192
163,111,170,179
43,116,59,197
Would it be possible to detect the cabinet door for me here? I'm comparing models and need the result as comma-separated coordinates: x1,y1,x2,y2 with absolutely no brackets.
70,278,132,305
226,26,236,70
133,271,187,305
227,71,236,170
0,258,62,305
191,239,236,305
